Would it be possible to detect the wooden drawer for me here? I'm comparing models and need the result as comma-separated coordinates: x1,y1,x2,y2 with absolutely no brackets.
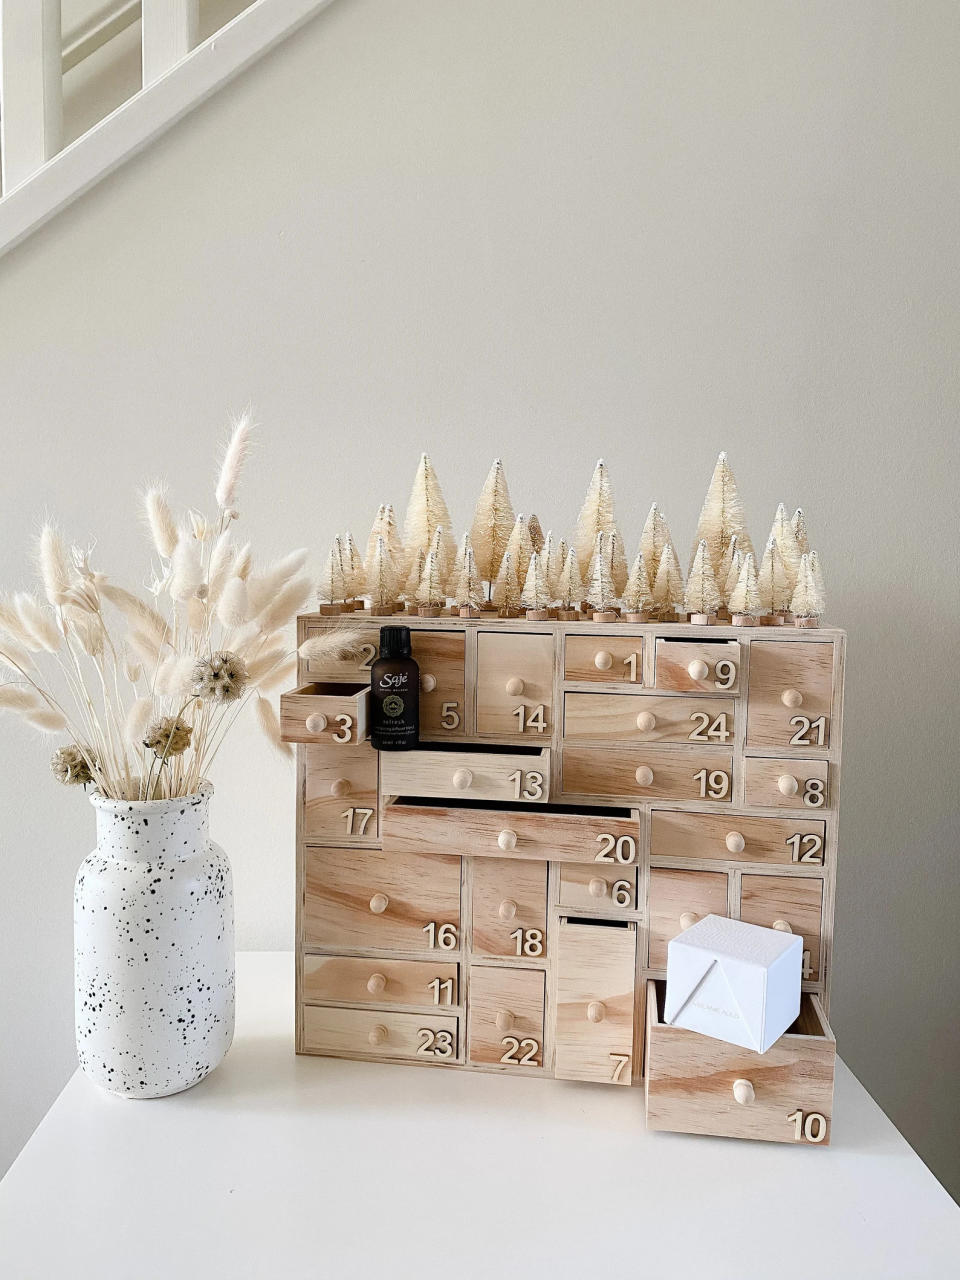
383,800,638,866
651,811,827,867
648,867,729,967
412,630,466,739
281,683,369,745
381,747,550,804
302,955,458,1010
654,639,740,694
477,631,554,737
746,640,834,749
645,981,835,1143
301,624,378,681
468,966,545,1068
562,745,734,804
302,1005,460,1063
555,920,636,1084
564,633,643,685
471,858,548,960
744,757,830,811
563,693,734,745
558,864,638,913
304,743,379,843
303,846,462,952
739,874,824,982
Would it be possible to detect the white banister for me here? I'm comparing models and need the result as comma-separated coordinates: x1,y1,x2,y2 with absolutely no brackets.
141,0,198,86
0,0,63,193
62,1,140,75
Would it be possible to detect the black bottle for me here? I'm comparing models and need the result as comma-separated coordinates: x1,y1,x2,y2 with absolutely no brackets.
369,626,420,751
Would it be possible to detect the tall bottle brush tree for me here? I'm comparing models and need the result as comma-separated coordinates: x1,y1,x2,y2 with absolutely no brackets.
470,458,515,588
575,460,627,592
690,451,754,573
556,547,583,616
403,453,456,576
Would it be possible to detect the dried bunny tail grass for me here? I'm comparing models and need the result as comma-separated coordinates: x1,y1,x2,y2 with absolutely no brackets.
215,411,254,513
38,524,73,606
142,486,178,559
255,655,296,694
255,574,314,635
99,584,169,649
233,543,253,581
245,645,288,684
0,635,37,676
206,532,235,606
255,694,292,759
66,608,104,658
123,656,143,683
22,704,69,732
246,550,309,615
186,595,206,635
126,625,166,670
14,592,61,652
216,577,249,628
0,684,44,713
170,535,203,601
123,697,154,745
298,627,367,665
156,652,198,697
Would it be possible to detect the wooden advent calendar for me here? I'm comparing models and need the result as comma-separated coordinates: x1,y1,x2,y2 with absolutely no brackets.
282,616,844,1145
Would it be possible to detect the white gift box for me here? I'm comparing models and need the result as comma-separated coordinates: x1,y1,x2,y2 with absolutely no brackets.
664,914,802,1054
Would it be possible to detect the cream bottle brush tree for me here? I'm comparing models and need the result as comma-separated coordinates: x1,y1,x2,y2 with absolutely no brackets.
684,540,722,623
691,451,754,572
470,458,515,589
366,535,400,615
790,553,825,627
492,550,521,617
452,545,484,617
651,543,684,620
556,547,584,619
403,453,456,577
503,514,535,590
728,551,761,624
622,550,653,622
520,551,552,619
575,460,628,593
586,532,619,621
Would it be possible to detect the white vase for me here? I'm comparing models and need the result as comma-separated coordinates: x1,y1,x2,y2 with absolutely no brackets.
74,782,235,1098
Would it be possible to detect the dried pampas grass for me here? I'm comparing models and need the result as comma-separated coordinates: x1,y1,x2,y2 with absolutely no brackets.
297,627,367,665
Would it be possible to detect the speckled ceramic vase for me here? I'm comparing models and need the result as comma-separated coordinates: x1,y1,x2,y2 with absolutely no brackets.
74,783,235,1098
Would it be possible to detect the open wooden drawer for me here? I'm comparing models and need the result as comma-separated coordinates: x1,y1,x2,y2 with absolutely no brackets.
644,980,836,1144
380,744,551,804
280,683,369,745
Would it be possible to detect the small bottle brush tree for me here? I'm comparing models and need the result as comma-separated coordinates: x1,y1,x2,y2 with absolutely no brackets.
792,508,810,556
651,543,684,620
691,451,754,573
520,551,552,619
452,545,484,617
722,542,744,609
544,533,566,598
342,531,365,606
470,458,515,594
684,540,722,624
366,535,399,615
402,546,426,611
790,553,825,627
717,533,741,608
586,532,618,621
451,532,471,586
503,514,535,590
492,550,520,617
416,547,447,617
527,513,545,555
767,503,802,593
427,524,450,593
365,503,405,582
809,549,826,604
556,547,584,620
728,551,761,625
639,502,676,583
403,453,456,578
575,460,627,592
757,537,791,622
622,550,652,621
318,539,347,614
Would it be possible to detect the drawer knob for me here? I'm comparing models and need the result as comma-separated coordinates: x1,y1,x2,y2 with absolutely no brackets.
679,911,699,930
498,898,519,922
586,1000,606,1023
505,676,525,696
369,893,389,914
368,1024,389,1047
421,673,437,693
725,830,746,854
772,919,793,933
304,712,327,735
781,688,804,708
778,774,800,797
452,768,473,790
588,877,608,898
330,777,352,798
366,972,387,995
594,650,614,671
687,658,709,681
733,1078,756,1106
498,828,518,851
495,1009,514,1032
634,765,654,787
636,710,657,732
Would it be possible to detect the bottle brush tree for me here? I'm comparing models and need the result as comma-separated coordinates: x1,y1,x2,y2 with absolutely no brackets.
470,458,515,586
651,543,684,619
318,539,347,608
728,551,761,621
585,532,618,617
416,547,447,613
492,550,520,616
342,531,365,601
403,452,456,575
717,533,741,606
691,451,754,573
574,459,624,584
520,551,551,617
684,540,721,620
757,537,791,616
556,547,584,614
809,549,826,606
366,535,399,613
790,553,825,625
527,513,545,555
403,546,426,604
452,545,484,615
767,503,802,592
792,508,810,555
622,550,652,618
503,514,535,589
365,503,404,581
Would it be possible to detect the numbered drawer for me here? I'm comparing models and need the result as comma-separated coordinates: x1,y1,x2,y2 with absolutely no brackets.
564,633,643,685
304,743,379,843
562,745,734,804
468,966,545,1068
555,920,636,1085
738,874,824,982
563,693,734,745
746,640,834,749
558,864,638,913
645,981,835,1144
301,623,378,681
303,846,462,952
384,799,638,866
654,639,740,694
302,955,458,1010
651,810,827,867
302,1005,460,1064
477,631,554,737
744,757,830,811
412,630,466,739
281,683,369,745
380,746,550,804
471,858,548,960
647,867,729,967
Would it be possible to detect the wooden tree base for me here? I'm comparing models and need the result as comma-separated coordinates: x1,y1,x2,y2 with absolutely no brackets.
480,601,498,612
317,604,342,615
417,605,442,617
459,606,482,617
526,609,552,620
498,608,521,618
592,610,619,623
731,613,759,627
761,614,788,626
623,611,650,623
688,613,716,626
556,608,580,621
794,616,821,628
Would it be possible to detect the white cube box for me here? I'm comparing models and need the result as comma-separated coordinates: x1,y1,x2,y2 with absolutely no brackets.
664,914,802,1054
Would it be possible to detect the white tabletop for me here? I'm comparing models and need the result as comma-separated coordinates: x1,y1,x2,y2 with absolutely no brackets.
2,953,957,1280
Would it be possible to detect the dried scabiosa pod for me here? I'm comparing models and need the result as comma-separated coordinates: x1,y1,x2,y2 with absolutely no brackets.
143,717,193,758
50,744,96,786
191,650,249,704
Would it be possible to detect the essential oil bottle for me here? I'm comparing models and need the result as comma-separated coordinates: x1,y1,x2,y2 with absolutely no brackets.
369,625,420,751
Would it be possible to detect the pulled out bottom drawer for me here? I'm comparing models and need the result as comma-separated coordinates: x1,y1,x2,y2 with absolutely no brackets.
302,1005,459,1063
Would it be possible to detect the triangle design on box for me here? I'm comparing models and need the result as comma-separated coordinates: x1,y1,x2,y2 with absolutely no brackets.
665,958,762,1051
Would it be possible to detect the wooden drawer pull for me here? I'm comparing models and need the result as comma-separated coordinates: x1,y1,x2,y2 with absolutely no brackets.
330,777,352,798
636,710,657,732
781,688,804,708
421,673,437,693
679,911,699,930
733,1078,755,1106
495,1009,514,1032
778,774,800,796
725,830,746,854
497,828,518,851
687,659,709,681
586,1000,606,1023
366,972,387,995
772,919,793,933
505,676,525,696
498,898,518,922
635,765,654,786
588,877,608,898
304,712,328,735
452,768,473,790
369,893,389,915
594,650,614,671
368,1024,389,1047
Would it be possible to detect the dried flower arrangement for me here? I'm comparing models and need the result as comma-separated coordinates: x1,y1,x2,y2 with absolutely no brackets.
314,451,828,627
0,415,359,800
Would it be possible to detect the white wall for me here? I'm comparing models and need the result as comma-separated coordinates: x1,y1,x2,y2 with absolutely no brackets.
1,0,958,1197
